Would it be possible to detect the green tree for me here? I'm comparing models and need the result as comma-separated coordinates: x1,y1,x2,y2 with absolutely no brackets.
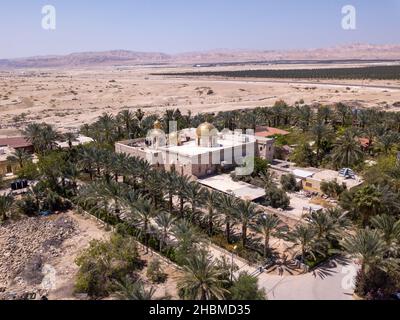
230,272,266,300
114,277,157,300
251,214,288,258
7,149,31,168
332,130,364,169
178,251,228,300
234,200,262,247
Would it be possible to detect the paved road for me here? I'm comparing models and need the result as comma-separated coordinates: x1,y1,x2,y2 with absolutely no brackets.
259,258,357,300
209,245,357,300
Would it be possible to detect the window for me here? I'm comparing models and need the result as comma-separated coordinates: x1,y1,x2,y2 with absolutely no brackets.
306,182,312,188
6,165,12,174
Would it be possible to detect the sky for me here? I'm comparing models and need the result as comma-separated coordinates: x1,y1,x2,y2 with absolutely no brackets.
1,0,400,59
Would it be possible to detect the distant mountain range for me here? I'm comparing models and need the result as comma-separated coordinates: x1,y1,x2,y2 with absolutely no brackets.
1,44,400,69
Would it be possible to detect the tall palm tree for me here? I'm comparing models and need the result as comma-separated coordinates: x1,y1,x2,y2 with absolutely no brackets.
0,194,14,222
125,196,160,253
332,130,363,169
317,105,332,124
76,180,126,222
371,215,400,253
77,146,96,180
63,132,78,149
311,121,332,166
114,277,157,300
203,189,221,236
184,182,206,220
217,193,237,244
176,175,191,216
341,228,387,277
7,149,31,168
24,123,58,154
251,214,288,258
287,224,317,263
155,211,176,252
335,103,350,126
305,209,349,243
177,251,228,300
97,113,116,144
233,200,262,247
162,171,179,214
378,133,399,154
117,109,134,138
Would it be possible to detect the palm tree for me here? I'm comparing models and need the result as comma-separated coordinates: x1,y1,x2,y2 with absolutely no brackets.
76,180,126,222
77,146,96,180
217,193,237,244
125,196,160,253
0,194,14,222
203,189,221,236
287,224,317,264
23,123,42,153
24,123,58,153
311,121,332,166
184,182,206,220
378,133,399,154
305,209,349,243
177,251,228,300
117,109,134,138
335,103,350,126
7,149,31,168
233,200,262,247
353,185,383,227
331,130,363,169
155,211,176,252
162,171,179,214
251,214,288,258
341,228,387,277
97,113,116,144
114,277,157,300
371,215,400,253
144,171,164,207
317,105,332,124
176,175,191,216
63,132,78,149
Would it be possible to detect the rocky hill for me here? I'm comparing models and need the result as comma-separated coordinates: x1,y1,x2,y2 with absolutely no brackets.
1,43,400,69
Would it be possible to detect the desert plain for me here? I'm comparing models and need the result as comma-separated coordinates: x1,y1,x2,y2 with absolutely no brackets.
1,62,400,137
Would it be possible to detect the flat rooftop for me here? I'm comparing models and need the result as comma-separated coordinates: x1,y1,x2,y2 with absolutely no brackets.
160,135,254,157
198,174,265,201
311,169,363,189
0,146,14,162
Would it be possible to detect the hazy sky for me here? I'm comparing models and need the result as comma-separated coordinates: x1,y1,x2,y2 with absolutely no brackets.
1,0,400,59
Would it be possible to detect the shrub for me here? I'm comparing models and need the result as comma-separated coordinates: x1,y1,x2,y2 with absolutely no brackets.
320,180,347,198
75,234,143,298
230,272,266,300
280,174,299,192
146,259,167,284
264,185,290,210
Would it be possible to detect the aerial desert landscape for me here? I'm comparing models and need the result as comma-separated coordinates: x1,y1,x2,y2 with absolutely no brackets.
1,44,400,137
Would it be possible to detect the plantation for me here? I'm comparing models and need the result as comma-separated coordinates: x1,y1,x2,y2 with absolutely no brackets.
156,65,400,80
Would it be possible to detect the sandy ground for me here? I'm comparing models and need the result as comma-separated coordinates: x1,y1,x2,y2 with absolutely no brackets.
48,211,180,300
1,63,400,136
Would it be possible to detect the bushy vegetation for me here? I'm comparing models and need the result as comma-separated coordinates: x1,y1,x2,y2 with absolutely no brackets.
320,180,347,199
75,234,143,298
280,174,299,192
